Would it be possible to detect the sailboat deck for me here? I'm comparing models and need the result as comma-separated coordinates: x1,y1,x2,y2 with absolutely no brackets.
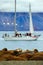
4,35,37,41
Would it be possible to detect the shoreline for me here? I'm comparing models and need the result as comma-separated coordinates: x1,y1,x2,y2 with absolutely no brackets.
0,48,43,61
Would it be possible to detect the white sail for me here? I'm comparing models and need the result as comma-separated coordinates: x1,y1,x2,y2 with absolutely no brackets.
29,3,34,33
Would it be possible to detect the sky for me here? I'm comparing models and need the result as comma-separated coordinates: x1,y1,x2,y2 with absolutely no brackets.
0,0,43,12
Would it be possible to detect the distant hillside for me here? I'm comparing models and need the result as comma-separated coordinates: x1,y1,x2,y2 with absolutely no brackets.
0,12,43,31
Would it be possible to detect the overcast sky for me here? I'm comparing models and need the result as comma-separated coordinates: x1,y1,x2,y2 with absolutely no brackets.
0,0,43,12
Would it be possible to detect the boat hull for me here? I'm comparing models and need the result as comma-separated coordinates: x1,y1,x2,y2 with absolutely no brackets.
4,36,37,41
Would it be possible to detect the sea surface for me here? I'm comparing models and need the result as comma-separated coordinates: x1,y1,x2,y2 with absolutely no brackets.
0,31,43,51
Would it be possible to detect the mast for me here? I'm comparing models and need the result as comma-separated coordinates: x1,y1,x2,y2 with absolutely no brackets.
14,0,16,35
29,3,34,34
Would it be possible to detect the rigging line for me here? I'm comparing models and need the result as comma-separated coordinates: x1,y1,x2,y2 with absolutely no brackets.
34,13,43,26
35,13,43,22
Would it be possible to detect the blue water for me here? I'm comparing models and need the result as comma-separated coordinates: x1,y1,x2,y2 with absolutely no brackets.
0,12,43,31
0,31,43,51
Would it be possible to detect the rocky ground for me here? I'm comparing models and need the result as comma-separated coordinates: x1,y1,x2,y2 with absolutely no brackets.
0,48,43,61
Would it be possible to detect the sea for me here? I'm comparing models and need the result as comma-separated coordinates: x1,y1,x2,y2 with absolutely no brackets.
0,12,43,51
0,31,43,51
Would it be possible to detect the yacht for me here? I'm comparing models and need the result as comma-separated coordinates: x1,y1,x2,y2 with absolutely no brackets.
2,1,40,41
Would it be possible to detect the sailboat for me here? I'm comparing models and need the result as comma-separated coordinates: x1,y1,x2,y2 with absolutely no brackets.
2,1,40,41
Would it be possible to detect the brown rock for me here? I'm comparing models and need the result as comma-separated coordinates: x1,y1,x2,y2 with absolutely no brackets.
19,53,33,60
30,52,43,60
